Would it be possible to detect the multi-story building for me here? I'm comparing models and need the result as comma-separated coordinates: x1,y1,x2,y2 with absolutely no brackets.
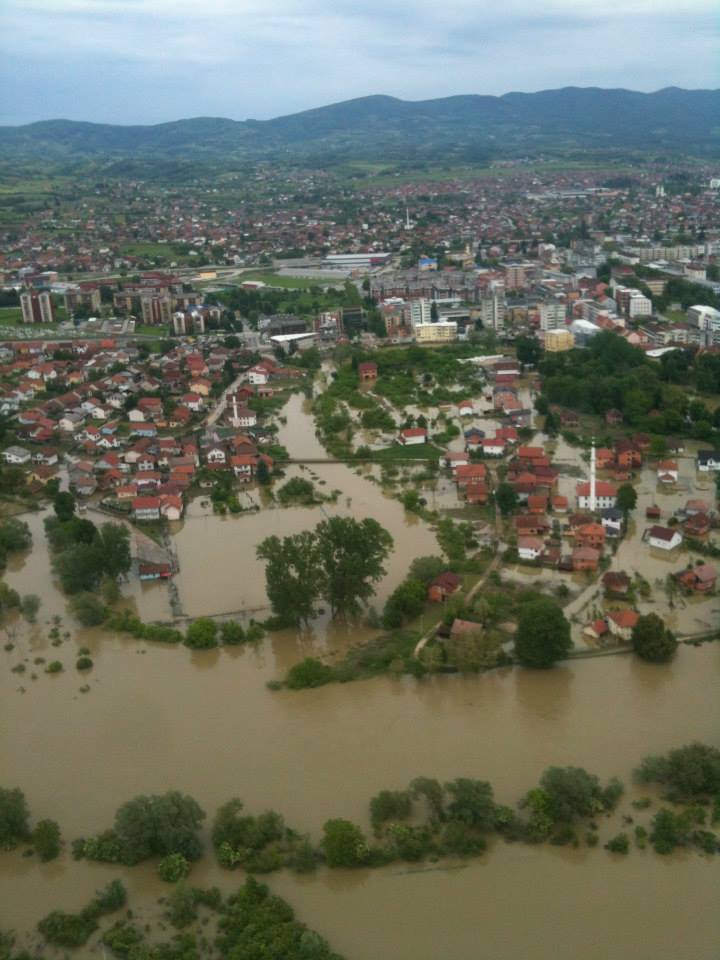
410,299,433,328
539,301,566,331
64,284,101,315
544,329,574,352
479,291,506,332
20,290,55,324
414,321,457,343
141,295,173,326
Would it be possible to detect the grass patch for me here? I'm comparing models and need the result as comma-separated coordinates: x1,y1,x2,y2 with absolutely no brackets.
0,307,24,324
369,444,443,462
240,272,339,290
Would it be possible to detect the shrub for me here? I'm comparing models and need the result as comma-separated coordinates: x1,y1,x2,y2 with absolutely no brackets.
76,656,93,671
184,618,218,650
0,787,30,848
38,911,98,947
605,833,629,854
45,661,63,674
635,743,720,800
33,819,61,861
70,592,107,627
369,790,412,832
158,852,190,883
220,621,245,645
631,612,677,663
285,657,333,689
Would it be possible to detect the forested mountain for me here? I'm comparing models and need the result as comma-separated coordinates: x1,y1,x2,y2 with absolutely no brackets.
1,87,718,165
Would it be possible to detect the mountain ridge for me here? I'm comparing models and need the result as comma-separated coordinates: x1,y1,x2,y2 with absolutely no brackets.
2,87,718,164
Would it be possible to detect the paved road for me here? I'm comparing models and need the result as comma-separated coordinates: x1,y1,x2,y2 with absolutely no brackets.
205,371,248,429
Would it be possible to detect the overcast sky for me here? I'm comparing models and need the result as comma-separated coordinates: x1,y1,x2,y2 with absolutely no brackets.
1,0,718,125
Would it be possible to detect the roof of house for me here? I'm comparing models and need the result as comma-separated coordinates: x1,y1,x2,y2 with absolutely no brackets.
648,525,679,542
607,609,639,629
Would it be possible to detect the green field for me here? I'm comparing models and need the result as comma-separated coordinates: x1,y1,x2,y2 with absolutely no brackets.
370,443,443,462
118,242,177,259
0,307,23,324
240,272,341,290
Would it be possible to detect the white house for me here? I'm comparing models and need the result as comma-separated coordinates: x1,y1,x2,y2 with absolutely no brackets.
647,525,683,551
2,445,31,465
657,460,679,484
576,481,617,510
457,400,474,417
481,438,506,457
697,450,720,472
518,536,544,561
247,366,270,385
399,428,427,446
606,609,639,641
600,509,624,538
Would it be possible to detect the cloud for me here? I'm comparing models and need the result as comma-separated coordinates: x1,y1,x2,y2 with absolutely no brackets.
1,0,718,123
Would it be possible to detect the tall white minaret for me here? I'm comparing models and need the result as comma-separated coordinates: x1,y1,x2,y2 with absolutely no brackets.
232,396,238,427
589,438,597,512
405,206,411,230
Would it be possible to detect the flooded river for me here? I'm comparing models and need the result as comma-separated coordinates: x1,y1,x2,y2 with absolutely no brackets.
1,391,719,959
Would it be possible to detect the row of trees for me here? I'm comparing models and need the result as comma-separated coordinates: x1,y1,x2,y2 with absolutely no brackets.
258,516,393,626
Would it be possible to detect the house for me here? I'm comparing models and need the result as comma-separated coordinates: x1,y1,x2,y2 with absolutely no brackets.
646,505,661,520
683,513,712,538
600,508,624,538
58,411,86,433
230,454,256,480
647,525,683,551
457,399,474,417
139,561,173,581
465,481,489,504
399,428,427,446
428,571,462,602
518,445,545,462
572,546,600,571
596,447,615,470
676,563,717,593
440,452,469,471
228,405,257,429
2,445,31,465
449,618,483,638
657,460,679,484
159,494,184,521
576,481,617,510
358,361,378,382
602,571,631,597
574,522,606,550
518,536,544,561
180,393,203,413
132,496,161,521
247,365,270,385
480,438,506,457
552,495,569,513
684,499,710,516
697,450,720,472
455,464,487,488
584,618,609,641
205,446,227,466
607,609,639,641
514,514,551,537
464,428,485,451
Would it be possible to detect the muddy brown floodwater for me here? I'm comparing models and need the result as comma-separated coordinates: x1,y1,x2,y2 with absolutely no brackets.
1,393,719,959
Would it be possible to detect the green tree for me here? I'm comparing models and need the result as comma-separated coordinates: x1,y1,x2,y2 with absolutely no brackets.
369,790,412,832
410,777,445,821
408,556,446,585
0,787,30,848
112,792,206,865
70,591,107,626
53,542,103,594
184,618,218,650
315,516,393,618
0,582,20,620
539,767,621,822
631,613,677,663
322,819,368,867
0,518,32,553
616,483,638,515
53,491,76,522
635,742,720,799
20,593,40,623
514,598,571,668
495,482,518,516
516,336,541,366
97,523,131,580
32,819,61,861
381,579,426,629
444,778,496,830
257,531,322,627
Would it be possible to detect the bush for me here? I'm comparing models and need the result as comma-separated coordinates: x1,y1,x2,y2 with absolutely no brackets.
38,910,98,948
45,661,63,674
33,819,61,861
381,579,426,629
441,820,487,856
165,884,198,929
285,657,333,689
322,819,368,867
605,832,629,854
101,922,145,957
184,617,218,650
220,621,245,645
158,852,190,883
70,592,107,627
635,743,720,800
369,790,412,832
0,787,30,848
76,656,93,671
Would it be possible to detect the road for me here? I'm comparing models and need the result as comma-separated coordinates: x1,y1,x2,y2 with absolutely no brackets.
205,371,248,429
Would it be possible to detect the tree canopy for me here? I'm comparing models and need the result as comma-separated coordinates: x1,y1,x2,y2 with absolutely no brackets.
631,613,677,663
514,598,571,667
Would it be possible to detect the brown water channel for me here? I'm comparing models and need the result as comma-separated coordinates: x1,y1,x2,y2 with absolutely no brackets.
1,394,719,958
